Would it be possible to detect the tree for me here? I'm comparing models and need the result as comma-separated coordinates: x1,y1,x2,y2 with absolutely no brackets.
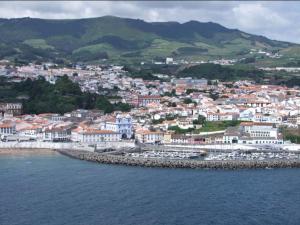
193,115,206,125
96,97,114,113
183,98,193,104
55,75,81,95
1,75,130,115
183,98,197,105
114,103,131,112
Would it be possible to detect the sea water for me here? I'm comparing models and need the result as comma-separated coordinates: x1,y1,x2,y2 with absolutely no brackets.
0,154,300,225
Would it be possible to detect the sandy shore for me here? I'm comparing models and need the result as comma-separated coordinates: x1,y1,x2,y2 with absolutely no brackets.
0,148,57,156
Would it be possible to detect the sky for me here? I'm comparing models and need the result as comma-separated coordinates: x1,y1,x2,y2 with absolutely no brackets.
0,1,299,43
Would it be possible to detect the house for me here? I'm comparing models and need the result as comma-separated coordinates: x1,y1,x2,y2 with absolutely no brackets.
138,95,161,107
171,134,189,144
0,103,22,117
253,113,282,124
176,118,194,129
135,130,164,144
18,125,42,140
64,109,89,119
71,127,121,143
239,109,255,121
42,123,73,142
223,127,240,144
287,114,300,125
190,133,224,144
172,77,207,89
0,122,16,136
207,112,238,121
163,132,172,144
43,127,71,142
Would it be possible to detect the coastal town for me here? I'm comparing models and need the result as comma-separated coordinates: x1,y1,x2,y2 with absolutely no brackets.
2,4,300,225
1,61,300,152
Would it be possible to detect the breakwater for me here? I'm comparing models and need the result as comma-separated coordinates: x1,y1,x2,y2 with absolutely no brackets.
57,149,300,169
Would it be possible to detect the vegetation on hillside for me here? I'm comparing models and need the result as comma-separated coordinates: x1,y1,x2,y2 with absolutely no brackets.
168,119,242,134
0,76,131,114
282,127,300,144
198,121,241,132
179,63,265,82
0,16,296,64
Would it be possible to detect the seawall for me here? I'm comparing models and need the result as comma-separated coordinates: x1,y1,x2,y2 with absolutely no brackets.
0,141,135,152
57,149,300,170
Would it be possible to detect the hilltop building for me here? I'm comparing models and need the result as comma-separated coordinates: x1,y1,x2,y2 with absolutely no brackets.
0,103,22,117
138,95,161,107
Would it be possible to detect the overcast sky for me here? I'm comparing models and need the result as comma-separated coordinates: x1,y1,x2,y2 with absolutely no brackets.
0,1,299,43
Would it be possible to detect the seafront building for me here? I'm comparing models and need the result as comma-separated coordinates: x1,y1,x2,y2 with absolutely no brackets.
0,122,16,136
135,130,164,144
223,122,283,144
71,127,121,143
100,114,133,139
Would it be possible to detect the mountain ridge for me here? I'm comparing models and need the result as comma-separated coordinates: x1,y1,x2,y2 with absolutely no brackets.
0,15,297,64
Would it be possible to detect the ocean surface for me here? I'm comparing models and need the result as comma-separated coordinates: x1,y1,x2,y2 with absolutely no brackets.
1,154,300,225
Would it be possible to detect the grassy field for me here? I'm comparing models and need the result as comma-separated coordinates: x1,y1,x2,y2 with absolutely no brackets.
168,121,242,134
23,39,54,49
141,39,191,58
198,121,242,132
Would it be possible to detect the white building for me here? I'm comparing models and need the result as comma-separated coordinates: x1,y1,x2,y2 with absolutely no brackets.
166,57,174,65
43,127,71,142
138,95,161,107
18,126,42,140
71,127,121,143
241,122,278,139
136,130,164,144
207,113,238,121
223,122,283,144
0,122,16,136
100,114,133,139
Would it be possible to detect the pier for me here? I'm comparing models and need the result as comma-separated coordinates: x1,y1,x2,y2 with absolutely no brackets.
57,149,300,170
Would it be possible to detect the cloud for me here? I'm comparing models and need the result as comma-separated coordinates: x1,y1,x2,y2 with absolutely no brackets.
232,3,289,30
0,1,299,43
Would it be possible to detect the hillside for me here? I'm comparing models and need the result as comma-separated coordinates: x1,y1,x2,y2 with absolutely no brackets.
0,16,298,64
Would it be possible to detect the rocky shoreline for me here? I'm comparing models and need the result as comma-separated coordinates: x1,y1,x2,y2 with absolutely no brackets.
57,149,300,170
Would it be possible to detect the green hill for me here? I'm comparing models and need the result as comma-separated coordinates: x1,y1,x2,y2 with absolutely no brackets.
0,16,297,64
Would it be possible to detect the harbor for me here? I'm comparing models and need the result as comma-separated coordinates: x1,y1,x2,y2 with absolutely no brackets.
57,148,300,170
2,140,300,169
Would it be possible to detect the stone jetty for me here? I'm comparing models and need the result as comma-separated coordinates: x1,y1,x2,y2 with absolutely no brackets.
57,149,300,170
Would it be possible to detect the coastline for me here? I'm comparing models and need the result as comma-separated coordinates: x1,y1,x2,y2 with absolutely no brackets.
2,147,300,169
0,148,57,156
57,149,300,170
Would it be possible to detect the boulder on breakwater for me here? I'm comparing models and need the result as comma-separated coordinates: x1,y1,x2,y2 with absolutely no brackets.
57,149,300,170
